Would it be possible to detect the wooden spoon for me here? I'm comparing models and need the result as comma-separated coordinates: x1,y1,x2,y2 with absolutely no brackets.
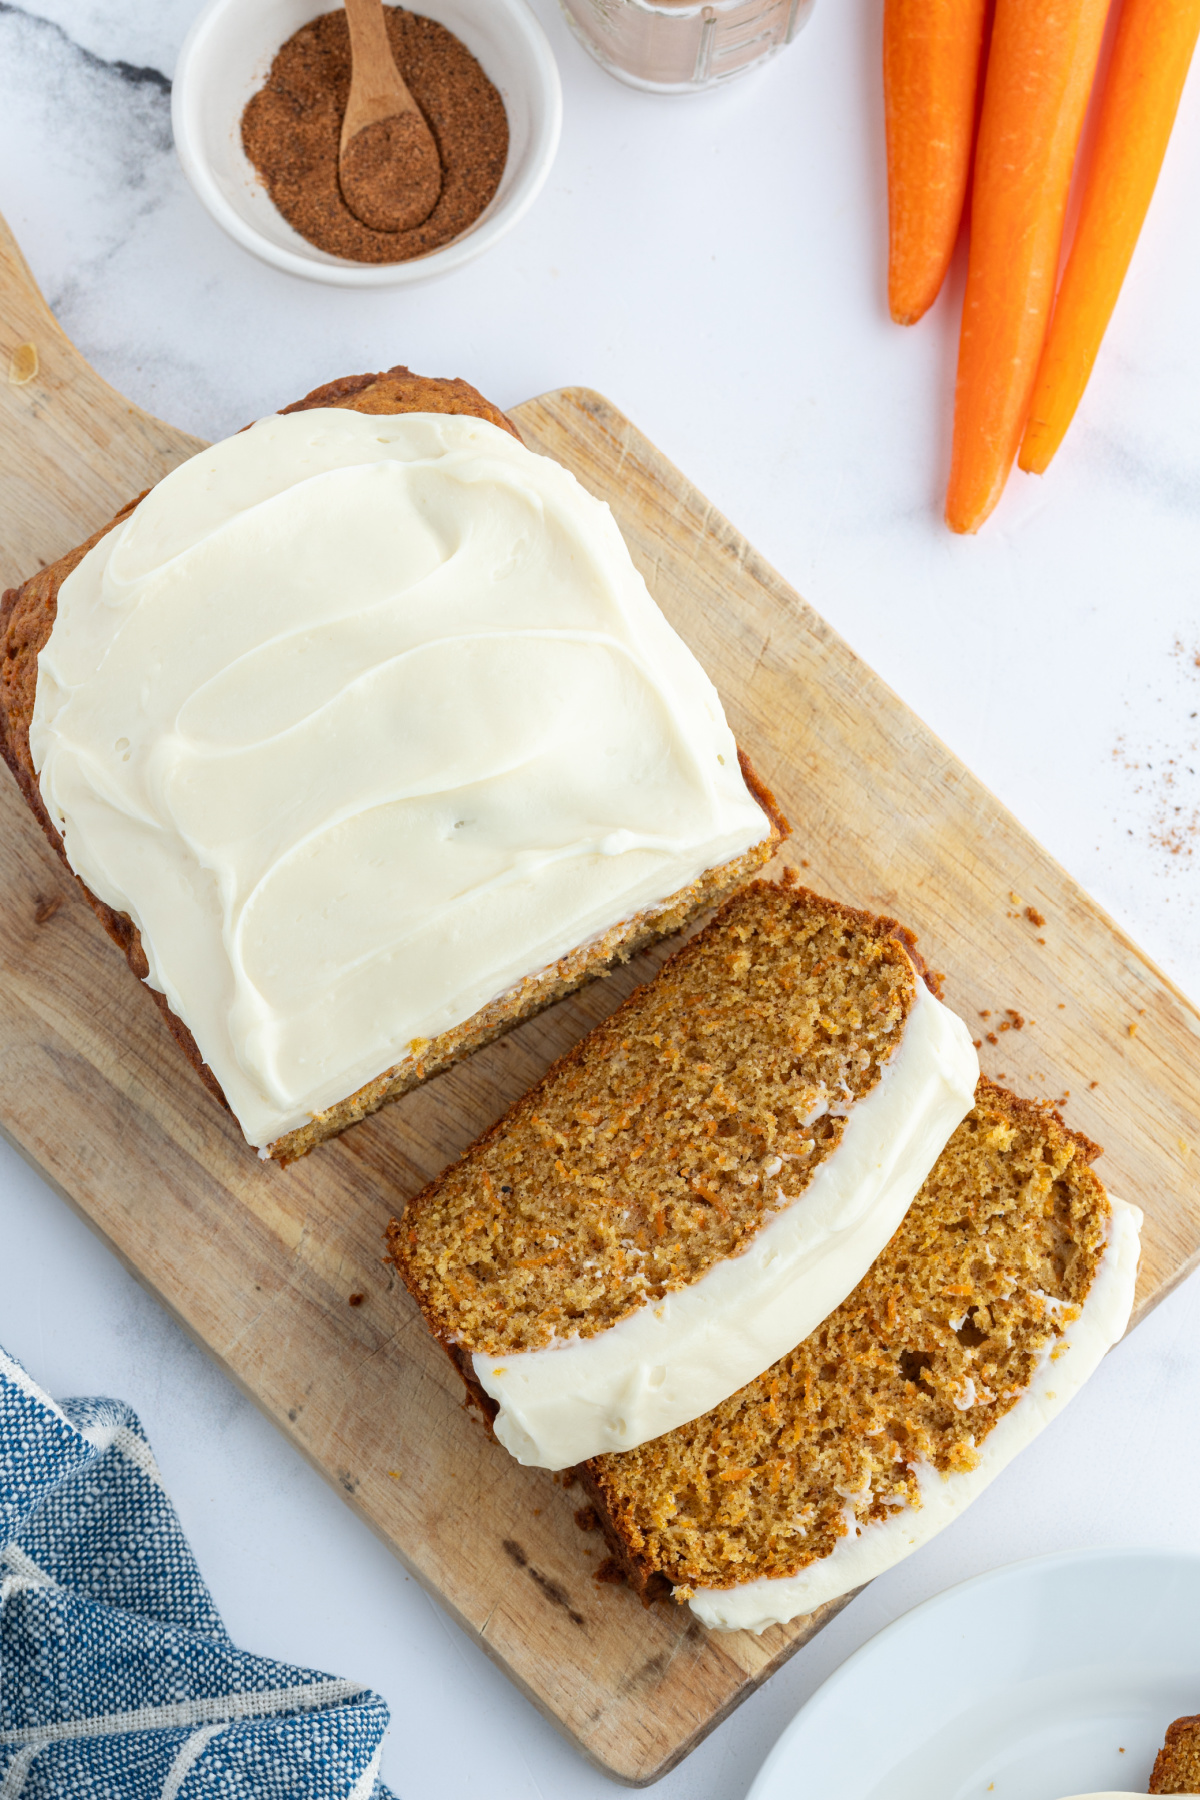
338,0,442,234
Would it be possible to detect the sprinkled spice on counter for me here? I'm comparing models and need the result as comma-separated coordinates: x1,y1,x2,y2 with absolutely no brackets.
241,6,508,264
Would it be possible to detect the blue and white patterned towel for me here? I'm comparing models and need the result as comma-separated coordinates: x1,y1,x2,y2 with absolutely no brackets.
0,1345,396,1799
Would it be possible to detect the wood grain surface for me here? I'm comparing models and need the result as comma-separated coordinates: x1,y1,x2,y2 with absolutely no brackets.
2,210,1198,1785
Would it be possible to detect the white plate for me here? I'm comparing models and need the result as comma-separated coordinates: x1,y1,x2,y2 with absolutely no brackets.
748,1548,1200,1800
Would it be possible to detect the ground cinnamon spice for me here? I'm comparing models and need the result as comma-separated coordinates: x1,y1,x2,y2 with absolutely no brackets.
339,111,442,232
241,7,508,265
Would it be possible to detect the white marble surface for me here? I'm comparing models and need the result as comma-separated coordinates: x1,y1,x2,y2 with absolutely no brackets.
2,2,1200,1794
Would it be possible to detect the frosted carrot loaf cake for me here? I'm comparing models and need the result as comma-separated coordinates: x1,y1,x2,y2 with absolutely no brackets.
576,1080,1141,1631
0,367,785,1161
387,876,979,1468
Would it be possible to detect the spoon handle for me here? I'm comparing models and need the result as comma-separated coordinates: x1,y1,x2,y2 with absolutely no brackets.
342,0,417,149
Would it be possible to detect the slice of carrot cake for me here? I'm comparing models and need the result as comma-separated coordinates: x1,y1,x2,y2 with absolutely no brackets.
0,367,784,1161
1152,1716,1200,1793
387,877,978,1468
577,1080,1141,1631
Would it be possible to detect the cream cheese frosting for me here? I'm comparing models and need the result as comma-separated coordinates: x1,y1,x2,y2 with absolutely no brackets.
30,408,772,1149
689,1193,1142,1633
473,968,979,1469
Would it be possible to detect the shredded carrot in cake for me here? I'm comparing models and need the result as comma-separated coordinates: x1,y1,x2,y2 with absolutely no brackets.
584,1084,1109,1595
390,886,921,1355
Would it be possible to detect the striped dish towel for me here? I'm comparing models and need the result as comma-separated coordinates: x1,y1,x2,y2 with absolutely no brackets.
0,1344,396,1799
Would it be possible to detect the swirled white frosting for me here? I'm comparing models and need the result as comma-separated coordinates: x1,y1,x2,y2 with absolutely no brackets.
476,969,978,1468
30,409,771,1148
689,1193,1142,1633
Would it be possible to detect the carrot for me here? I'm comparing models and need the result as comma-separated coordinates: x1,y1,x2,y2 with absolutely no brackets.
945,0,1112,534
884,0,991,325
1019,0,1200,473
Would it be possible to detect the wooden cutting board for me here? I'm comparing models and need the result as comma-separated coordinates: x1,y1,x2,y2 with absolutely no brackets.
2,211,1199,1788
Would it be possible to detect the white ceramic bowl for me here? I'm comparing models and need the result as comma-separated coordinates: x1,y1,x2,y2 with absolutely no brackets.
172,0,562,286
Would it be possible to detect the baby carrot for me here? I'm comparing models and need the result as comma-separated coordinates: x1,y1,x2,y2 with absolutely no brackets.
945,0,1112,534
1019,0,1200,474
884,0,991,325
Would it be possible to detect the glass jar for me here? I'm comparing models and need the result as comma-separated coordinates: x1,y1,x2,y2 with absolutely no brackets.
557,0,816,94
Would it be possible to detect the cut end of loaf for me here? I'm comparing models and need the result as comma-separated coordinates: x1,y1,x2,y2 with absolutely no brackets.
269,807,784,1164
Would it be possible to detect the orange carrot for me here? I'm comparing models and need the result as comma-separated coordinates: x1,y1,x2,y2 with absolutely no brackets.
1019,0,1200,473
945,0,1112,534
884,0,991,325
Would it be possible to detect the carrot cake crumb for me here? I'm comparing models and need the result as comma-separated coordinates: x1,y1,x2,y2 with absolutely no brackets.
390,884,933,1358
1151,1711,1200,1791
581,1083,1114,1609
